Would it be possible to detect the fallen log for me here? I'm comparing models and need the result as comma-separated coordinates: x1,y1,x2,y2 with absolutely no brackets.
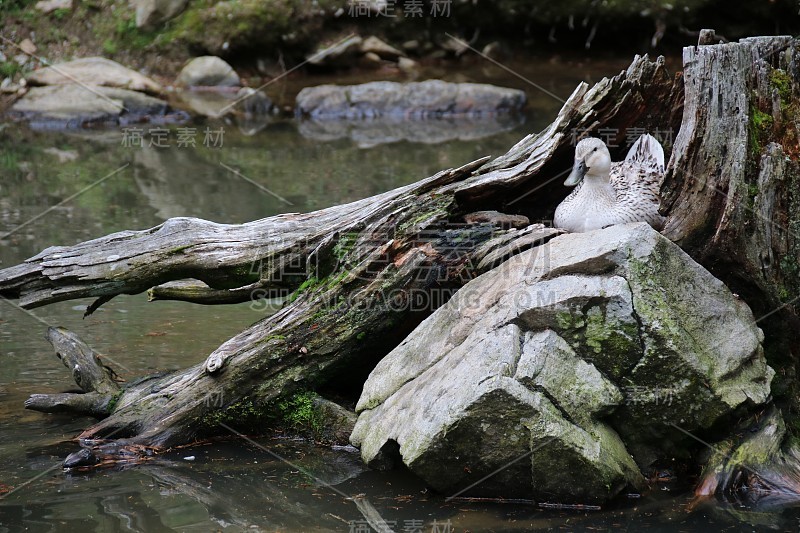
0,52,681,458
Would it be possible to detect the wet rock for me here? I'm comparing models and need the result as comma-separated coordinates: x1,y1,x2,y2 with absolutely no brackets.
176,56,240,88
177,89,239,118
296,80,526,119
34,0,71,13
26,57,162,95
397,57,419,76
359,52,383,69
7,84,169,127
134,0,189,28
307,35,363,68
360,36,404,60
312,396,357,445
177,87,272,121
351,223,774,503
64,447,98,468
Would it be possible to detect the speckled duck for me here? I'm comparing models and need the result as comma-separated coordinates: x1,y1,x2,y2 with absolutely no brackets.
554,134,666,233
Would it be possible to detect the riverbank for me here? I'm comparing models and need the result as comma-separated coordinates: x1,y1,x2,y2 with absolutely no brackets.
1,0,796,94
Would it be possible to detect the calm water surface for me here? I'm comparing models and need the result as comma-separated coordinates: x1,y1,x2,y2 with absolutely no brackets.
0,57,797,532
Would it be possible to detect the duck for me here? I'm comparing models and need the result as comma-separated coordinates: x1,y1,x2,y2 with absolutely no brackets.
553,134,666,233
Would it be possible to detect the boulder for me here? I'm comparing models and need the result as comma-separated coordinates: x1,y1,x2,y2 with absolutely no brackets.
133,0,189,28
351,223,774,503
176,56,240,88
8,84,169,127
26,57,162,94
296,80,526,119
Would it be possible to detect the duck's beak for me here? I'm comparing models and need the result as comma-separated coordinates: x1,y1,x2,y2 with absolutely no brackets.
564,159,588,186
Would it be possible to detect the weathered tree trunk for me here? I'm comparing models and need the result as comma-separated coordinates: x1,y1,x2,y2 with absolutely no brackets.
7,35,798,477
660,35,800,420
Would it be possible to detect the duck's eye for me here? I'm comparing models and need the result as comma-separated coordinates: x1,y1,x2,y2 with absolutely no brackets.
592,147,597,152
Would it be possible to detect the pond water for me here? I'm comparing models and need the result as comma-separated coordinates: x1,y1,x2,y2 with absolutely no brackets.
0,57,798,532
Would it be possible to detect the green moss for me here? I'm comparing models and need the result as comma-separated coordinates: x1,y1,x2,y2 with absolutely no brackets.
167,0,304,53
556,311,582,330
770,69,792,102
0,62,21,79
106,391,122,412
748,102,773,160
102,39,118,55
51,7,69,19
746,182,759,208
70,1,159,53
286,276,321,303
200,389,326,438
397,196,453,235
201,397,272,430
277,391,324,436
752,108,773,132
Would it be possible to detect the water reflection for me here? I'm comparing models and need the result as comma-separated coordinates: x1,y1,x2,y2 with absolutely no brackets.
297,114,525,148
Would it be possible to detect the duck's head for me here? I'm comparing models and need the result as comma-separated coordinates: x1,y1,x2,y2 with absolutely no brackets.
564,137,612,186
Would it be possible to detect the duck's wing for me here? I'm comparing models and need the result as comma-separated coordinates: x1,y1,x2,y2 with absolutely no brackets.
624,133,665,174
611,162,662,200
609,162,666,229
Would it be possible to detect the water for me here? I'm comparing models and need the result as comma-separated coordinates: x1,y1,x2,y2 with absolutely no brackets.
0,57,797,531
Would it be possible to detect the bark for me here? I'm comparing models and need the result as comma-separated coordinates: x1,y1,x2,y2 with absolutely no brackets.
660,35,800,419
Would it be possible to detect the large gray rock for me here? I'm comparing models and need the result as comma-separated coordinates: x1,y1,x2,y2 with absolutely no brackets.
8,84,168,127
26,57,162,94
134,0,188,28
176,56,241,88
296,80,527,119
351,223,774,503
